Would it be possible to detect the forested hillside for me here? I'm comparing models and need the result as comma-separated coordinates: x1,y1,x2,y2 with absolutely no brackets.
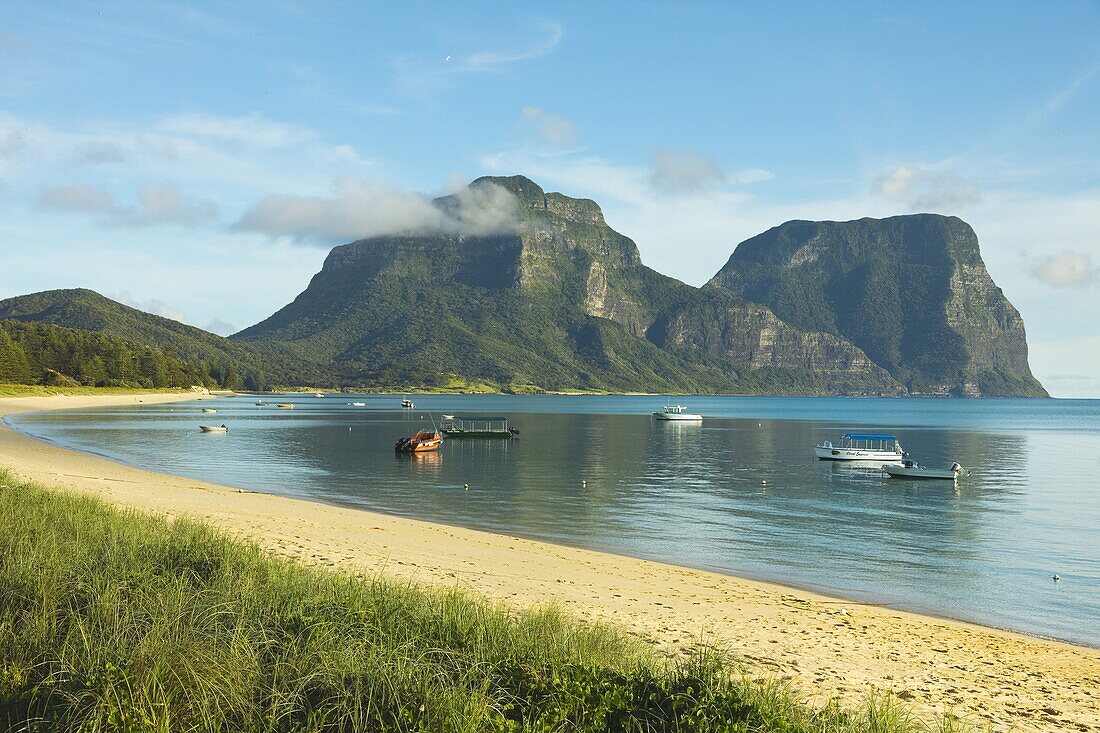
0,319,232,388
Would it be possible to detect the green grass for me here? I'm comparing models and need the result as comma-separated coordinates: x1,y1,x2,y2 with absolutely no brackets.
0,471,981,732
0,384,193,398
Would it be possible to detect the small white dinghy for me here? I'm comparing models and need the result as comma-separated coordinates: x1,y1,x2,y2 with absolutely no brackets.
348,401,366,407
883,460,965,480
201,407,217,413
199,424,229,433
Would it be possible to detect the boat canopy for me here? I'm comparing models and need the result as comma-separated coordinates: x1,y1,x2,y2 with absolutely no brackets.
842,433,896,441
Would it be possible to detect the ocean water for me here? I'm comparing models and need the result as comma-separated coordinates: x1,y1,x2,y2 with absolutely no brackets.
9,395,1100,646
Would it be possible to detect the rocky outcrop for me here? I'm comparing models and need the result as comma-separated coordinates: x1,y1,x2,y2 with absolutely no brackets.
708,215,1046,396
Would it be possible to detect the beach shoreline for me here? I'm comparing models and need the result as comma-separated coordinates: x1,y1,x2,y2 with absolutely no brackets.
1,393,1097,732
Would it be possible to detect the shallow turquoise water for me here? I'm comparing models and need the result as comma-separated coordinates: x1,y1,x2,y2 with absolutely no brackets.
10,395,1100,646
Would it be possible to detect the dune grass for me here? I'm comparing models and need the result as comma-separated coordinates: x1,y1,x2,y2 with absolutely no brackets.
0,471,979,732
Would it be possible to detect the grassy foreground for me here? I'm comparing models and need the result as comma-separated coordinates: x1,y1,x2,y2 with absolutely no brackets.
0,473,975,732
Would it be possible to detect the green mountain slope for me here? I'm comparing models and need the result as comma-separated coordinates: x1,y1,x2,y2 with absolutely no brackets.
0,289,316,389
234,176,895,393
707,215,1046,396
0,318,208,387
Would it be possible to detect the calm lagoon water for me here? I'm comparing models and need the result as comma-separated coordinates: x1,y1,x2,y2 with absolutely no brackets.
9,395,1100,646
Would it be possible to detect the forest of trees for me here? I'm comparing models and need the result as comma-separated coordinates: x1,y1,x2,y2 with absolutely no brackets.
0,319,246,389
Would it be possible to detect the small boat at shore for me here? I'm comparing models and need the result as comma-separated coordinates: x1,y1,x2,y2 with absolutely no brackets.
884,461,966,480
276,403,295,409
201,408,217,413
199,424,228,433
314,392,324,398
255,401,267,406
815,433,904,463
441,416,518,438
653,404,702,421
395,429,443,453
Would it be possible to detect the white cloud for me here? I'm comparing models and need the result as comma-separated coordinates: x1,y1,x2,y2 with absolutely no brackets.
204,318,237,336
111,290,188,323
649,148,727,194
38,183,217,228
154,112,314,149
458,21,562,72
520,107,576,146
873,163,980,211
234,177,518,244
1028,251,1097,288
393,21,563,100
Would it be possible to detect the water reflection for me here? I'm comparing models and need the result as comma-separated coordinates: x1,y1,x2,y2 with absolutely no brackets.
10,395,1099,646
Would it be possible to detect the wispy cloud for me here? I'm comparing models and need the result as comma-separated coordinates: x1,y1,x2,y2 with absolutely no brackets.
154,112,314,149
1028,251,1097,288
873,163,980,211
234,177,518,245
392,21,563,101
457,21,562,72
520,107,576,146
38,183,218,228
111,290,188,323
650,148,727,194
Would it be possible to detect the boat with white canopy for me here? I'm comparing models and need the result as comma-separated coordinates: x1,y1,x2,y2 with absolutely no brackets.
652,404,703,421
814,433,904,463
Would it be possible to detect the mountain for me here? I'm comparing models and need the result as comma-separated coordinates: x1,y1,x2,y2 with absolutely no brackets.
233,175,898,393
0,318,208,387
707,215,1047,396
0,289,317,389
2,179,1044,396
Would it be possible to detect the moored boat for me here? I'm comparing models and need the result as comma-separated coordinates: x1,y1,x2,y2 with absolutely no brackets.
348,401,366,407
201,408,217,413
401,399,415,409
814,433,904,463
395,429,443,453
199,424,228,433
653,404,702,421
884,461,966,480
276,403,295,409
441,416,518,438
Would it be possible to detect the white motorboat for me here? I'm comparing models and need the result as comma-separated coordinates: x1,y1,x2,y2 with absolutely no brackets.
814,433,904,463
349,401,366,407
401,399,415,409
314,392,325,398
255,401,267,406
199,424,228,433
652,404,703,421
883,461,966,480
201,408,217,413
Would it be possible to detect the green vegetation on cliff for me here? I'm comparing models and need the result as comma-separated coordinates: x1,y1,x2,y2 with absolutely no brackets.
0,471,973,732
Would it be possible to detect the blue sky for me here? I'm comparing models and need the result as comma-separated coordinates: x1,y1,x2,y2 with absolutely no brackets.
2,1,1099,394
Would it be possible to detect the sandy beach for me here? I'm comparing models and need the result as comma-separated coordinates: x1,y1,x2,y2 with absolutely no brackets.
1,393,1096,733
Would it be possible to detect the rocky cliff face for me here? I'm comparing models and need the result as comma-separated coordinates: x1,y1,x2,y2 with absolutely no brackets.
234,176,898,392
708,215,1046,396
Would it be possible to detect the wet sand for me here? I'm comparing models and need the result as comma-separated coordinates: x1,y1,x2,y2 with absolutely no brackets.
1,393,1097,732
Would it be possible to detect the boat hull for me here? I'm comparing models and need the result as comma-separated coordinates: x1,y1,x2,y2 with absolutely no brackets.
199,425,227,433
883,465,959,480
653,412,703,421
814,446,903,463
